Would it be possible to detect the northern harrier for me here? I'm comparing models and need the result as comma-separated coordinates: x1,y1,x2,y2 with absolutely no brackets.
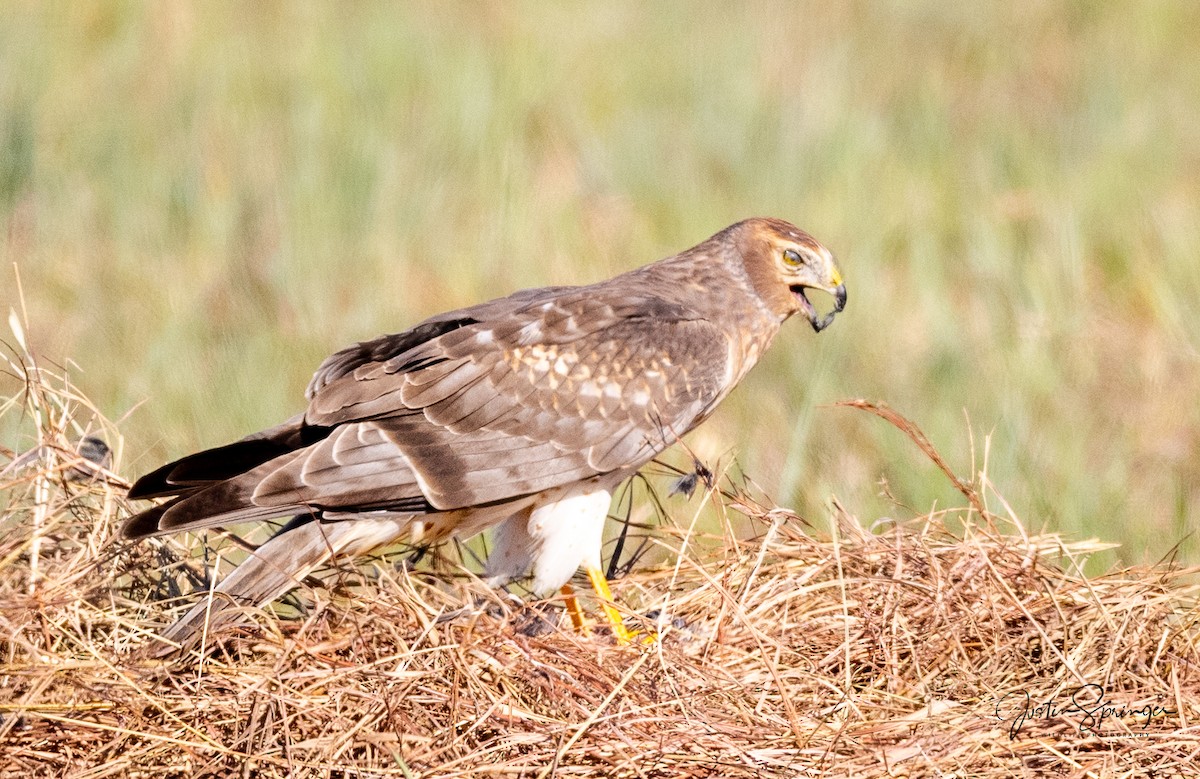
125,218,846,646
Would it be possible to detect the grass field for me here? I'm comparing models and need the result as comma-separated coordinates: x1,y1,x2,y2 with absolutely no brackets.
3,1,1199,571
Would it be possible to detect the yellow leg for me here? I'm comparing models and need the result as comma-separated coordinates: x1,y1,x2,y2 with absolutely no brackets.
560,584,590,636
585,566,633,644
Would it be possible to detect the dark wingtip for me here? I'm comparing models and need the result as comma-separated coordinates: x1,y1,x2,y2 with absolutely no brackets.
127,463,182,500
121,500,177,539
128,437,308,500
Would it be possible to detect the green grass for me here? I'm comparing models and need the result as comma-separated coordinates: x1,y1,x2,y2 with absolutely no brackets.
3,1,1198,570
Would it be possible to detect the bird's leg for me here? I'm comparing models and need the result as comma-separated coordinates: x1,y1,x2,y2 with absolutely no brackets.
585,566,633,644
560,584,590,636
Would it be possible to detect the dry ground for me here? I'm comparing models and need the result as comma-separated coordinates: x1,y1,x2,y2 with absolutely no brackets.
2,357,1199,778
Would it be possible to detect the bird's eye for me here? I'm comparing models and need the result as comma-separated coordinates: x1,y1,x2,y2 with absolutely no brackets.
782,248,804,267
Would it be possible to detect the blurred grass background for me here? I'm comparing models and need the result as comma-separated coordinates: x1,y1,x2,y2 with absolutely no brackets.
2,1,1198,570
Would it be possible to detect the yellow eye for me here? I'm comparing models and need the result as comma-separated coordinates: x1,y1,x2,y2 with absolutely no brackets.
783,248,803,267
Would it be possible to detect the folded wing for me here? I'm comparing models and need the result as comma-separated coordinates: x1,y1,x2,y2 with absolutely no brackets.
124,287,731,538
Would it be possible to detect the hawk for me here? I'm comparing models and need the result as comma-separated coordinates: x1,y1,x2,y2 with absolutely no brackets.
124,217,846,646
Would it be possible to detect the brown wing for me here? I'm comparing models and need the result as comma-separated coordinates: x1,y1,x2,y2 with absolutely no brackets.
275,291,731,509
129,288,732,534
305,285,576,396
126,287,575,503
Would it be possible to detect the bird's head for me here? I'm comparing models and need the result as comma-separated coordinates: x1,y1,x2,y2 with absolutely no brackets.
734,217,847,331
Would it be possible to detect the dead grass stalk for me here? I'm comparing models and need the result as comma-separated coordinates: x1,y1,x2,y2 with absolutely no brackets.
2,344,1198,777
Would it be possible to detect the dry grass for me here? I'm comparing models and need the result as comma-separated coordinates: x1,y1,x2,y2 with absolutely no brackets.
3,346,1200,778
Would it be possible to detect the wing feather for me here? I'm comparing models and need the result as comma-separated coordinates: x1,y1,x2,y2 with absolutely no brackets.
130,285,736,537
296,297,733,510
254,423,422,504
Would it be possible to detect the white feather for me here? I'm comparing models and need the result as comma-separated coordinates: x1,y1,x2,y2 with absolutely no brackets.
484,483,612,594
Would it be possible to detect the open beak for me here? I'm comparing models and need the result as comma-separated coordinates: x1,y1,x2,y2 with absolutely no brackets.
795,282,847,333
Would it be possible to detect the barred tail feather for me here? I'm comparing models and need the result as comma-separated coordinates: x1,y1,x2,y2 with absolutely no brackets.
157,516,411,651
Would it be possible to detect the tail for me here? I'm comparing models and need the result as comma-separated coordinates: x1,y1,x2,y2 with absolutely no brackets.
155,515,410,652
